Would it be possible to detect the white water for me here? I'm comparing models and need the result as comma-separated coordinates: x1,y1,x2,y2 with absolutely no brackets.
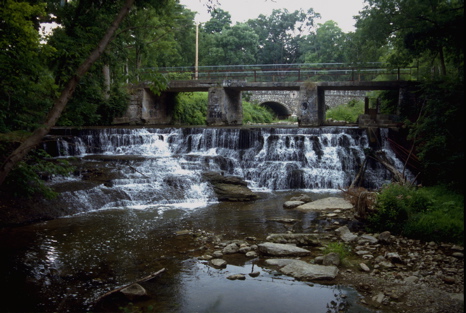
48,127,411,214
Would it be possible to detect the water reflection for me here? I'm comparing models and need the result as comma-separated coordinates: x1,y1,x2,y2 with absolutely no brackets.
0,192,373,312
173,260,372,313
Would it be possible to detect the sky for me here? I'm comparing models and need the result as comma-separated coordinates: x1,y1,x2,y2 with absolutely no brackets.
179,0,366,33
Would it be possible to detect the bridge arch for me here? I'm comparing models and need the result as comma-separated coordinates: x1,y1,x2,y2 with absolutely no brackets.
259,101,291,119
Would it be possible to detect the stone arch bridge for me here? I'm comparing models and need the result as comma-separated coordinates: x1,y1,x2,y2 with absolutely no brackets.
245,89,367,119
113,80,417,127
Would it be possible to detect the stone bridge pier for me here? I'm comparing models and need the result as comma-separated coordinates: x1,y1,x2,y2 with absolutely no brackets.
207,87,242,125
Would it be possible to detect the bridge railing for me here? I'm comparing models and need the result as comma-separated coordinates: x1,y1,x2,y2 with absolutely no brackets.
154,63,418,82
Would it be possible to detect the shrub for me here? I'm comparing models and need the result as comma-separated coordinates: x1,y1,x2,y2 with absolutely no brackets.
366,184,464,244
173,92,208,125
403,186,464,243
325,99,364,123
0,147,74,199
243,101,276,124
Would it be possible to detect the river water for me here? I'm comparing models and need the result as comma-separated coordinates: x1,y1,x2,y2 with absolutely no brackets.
0,126,407,312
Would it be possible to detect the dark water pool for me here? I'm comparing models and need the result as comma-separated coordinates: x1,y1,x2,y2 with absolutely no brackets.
0,191,374,313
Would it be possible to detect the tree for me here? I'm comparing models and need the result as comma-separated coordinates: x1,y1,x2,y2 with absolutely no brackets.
247,8,320,64
42,0,184,126
0,1,55,132
203,8,231,34
201,23,259,65
300,20,345,63
0,0,142,186
355,0,464,76
353,0,464,190
341,31,388,65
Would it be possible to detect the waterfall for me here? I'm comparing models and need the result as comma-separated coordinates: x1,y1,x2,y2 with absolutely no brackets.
44,127,412,213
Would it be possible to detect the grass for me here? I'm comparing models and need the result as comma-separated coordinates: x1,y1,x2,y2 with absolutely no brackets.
322,242,351,261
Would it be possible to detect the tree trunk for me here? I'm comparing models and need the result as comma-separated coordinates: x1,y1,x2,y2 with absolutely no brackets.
103,64,111,100
0,0,136,186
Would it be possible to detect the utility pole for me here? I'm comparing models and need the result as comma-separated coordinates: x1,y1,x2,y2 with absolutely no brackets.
195,21,199,80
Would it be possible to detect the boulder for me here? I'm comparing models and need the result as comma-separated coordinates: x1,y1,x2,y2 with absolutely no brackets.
202,172,259,202
245,251,258,258
227,274,246,280
258,242,311,256
120,283,147,300
211,258,227,268
222,243,240,254
378,231,393,244
335,226,358,242
323,252,340,266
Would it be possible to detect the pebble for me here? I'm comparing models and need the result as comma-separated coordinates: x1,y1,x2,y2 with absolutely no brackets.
227,274,246,280
360,263,371,272
211,259,227,268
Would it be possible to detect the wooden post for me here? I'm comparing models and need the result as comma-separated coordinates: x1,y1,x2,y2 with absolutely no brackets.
195,22,199,80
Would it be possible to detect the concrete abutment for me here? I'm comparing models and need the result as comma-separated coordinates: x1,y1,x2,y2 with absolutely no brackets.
207,87,243,126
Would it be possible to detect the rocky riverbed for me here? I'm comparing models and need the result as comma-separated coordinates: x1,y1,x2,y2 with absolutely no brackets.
110,195,464,313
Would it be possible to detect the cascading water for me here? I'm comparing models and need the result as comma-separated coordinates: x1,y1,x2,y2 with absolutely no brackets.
1,126,413,313
45,126,411,214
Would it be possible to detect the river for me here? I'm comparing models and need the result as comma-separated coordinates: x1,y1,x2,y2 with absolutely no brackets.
0,126,409,312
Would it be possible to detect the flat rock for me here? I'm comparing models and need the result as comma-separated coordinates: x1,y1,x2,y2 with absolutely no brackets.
296,197,353,211
283,201,305,209
358,234,378,244
258,242,311,256
266,259,339,280
265,259,296,267
289,194,313,203
265,233,320,246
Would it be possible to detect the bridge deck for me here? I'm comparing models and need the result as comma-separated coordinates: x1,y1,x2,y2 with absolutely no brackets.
166,80,415,92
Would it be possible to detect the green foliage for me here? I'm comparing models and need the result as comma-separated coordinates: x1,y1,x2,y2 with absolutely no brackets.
367,184,464,244
325,100,364,123
367,184,412,234
172,92,208,125
172,95,278,126
97,87,130,125
0,0,56,132
243,101,276,124
245,8,320,65
408,78,464,190
203,8,231,34
201,23,259,66
322,242,351,261
301,21,346,63
0,145,74,199
354,0,464,77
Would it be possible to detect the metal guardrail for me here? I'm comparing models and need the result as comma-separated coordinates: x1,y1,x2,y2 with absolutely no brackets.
152,63,418,82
